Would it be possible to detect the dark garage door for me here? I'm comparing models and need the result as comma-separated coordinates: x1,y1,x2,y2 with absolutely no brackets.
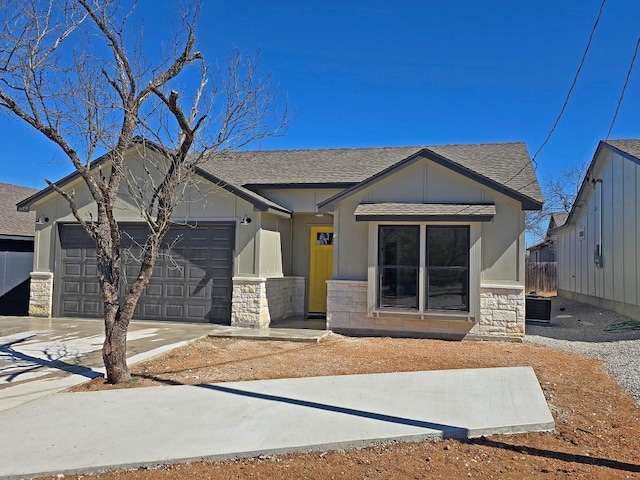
57,223,234,323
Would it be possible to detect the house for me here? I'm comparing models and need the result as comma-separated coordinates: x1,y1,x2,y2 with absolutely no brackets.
0,182,37,315
17,140,543,341
526,212,568,262
553,139,640,321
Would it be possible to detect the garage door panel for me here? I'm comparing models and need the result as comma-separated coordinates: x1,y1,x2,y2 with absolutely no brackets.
166,304,184,317
63,282,80,293
63,300,79,314
144,283,163,297
166,284,185,297
82,300,102,315
58,223,234,323
167,267,185,279
84,283,100,294
65,264,81,276
142,304,161,318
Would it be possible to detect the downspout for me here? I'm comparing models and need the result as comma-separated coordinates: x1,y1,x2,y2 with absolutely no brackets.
596,179,603,269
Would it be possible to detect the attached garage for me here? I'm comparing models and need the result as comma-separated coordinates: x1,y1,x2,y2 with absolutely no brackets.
56,223,235,323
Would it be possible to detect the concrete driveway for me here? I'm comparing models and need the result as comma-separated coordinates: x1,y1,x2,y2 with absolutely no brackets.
0,316,214,412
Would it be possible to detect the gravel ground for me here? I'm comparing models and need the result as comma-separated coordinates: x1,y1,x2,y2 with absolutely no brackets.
525,296,640,405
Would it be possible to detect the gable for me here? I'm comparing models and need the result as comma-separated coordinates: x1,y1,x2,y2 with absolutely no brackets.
318,148,542,212
17,144,291,217
555,140,640,232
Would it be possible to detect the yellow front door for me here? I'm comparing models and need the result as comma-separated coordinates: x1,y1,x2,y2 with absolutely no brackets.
308,226,334,313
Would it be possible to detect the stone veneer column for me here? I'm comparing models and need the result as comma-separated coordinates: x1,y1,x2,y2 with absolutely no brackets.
29,271,54,317
231,277,269,328
478,284,526,340
326,280,368,331
232,276,307,328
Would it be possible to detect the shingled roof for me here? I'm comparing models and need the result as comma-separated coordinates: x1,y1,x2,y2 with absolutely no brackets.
603,139,640,160
201,142,543,205
18,140,543,213
0,182,37,238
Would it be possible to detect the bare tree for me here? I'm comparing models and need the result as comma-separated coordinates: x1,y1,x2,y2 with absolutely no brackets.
526,162,587,243
0,0,286,383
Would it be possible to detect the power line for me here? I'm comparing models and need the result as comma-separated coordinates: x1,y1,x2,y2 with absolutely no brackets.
501,0,607,192
606,35,640,140
531,0,607,163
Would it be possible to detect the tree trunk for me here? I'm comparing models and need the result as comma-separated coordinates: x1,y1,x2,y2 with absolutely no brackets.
102,303,131,383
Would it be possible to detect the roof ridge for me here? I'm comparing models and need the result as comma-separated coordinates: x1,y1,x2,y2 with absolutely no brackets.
224,141,527,155
0,181,39,191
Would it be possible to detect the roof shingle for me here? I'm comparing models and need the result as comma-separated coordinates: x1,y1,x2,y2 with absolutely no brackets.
354,203,496,218
0,182,37,237
201,142,543,204
604,139,640,160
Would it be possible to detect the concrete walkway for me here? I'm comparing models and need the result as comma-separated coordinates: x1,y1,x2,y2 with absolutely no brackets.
0,317,328,413
0,366,554,479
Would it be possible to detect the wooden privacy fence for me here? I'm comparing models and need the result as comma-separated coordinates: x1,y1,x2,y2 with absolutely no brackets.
525,262,557,294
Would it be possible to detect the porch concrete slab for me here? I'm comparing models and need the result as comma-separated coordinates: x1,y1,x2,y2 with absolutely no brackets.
208,324,330,342
0,366,554,479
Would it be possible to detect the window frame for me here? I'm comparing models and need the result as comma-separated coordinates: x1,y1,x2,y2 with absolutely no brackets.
425,225,470,312
375,223,471,315
377,225,420,310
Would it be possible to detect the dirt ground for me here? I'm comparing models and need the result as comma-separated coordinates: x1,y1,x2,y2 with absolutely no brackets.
56,335,640,479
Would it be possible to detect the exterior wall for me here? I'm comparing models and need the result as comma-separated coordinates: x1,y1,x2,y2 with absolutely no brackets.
332,159,524,283
30,173,258,277
257,214,286,277
556,148,640,317
327,281,525,341
328,157,527,339
231,276,305,328
254,188,344,213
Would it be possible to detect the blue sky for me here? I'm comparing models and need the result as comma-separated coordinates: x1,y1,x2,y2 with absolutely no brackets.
2,0,639,204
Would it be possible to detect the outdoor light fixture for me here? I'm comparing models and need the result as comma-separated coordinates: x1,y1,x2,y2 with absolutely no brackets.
240,214,252,225
35,215,48,225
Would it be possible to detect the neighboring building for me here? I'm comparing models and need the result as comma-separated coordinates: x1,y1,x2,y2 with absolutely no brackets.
553,139,640,321
527,212,568,262
17,140,543,340
0,182,38,315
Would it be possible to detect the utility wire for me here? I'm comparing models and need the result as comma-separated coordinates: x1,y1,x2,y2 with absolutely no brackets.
531,0,607,163
502,0,607,191
606,35,640,140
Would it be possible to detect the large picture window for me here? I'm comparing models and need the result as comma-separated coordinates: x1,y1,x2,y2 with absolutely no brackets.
377,225,469,312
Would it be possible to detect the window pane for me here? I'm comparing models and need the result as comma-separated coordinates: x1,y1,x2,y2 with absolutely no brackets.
379,267,418,309
379,226,419,266
428,227,468,267
427,269,467,310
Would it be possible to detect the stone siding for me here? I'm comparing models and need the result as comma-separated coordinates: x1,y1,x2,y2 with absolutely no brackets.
29,271,54,317
231,276,305,328
477,284,526,340
327,280,525,341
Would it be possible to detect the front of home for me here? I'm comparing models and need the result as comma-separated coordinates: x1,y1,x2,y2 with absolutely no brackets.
554,139,640,321
17,140,543,341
